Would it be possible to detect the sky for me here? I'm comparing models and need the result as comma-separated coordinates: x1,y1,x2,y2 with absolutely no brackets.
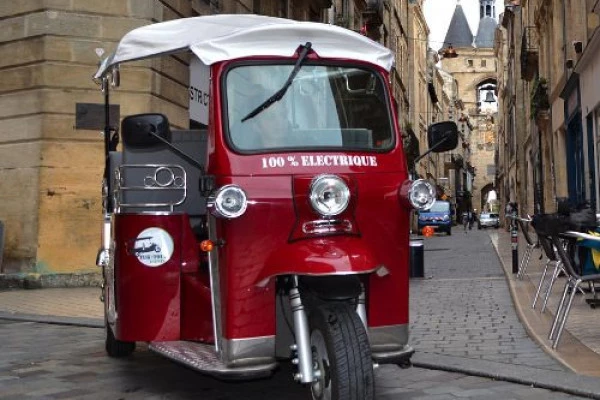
423,0,505,50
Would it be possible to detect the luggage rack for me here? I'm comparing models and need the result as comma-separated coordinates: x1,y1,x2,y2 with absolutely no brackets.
113,164,187,213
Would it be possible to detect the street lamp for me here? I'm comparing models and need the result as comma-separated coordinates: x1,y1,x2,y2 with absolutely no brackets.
438,44,458,59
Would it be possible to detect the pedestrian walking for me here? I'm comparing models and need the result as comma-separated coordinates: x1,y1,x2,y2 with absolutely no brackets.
504,201,513,231
469,209,477,230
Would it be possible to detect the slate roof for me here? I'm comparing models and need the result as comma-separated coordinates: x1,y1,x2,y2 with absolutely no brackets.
443,3,473,48
474,16,497,48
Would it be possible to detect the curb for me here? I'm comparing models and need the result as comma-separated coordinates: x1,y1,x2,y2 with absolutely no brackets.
0,311,103,328
0,272,102,289
413,353,600,399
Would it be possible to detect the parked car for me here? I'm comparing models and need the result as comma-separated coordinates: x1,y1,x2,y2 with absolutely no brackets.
478,212,500,229
418,200,452,235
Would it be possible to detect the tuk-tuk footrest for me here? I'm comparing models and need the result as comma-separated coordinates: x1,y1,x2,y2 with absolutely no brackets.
149,341,277,380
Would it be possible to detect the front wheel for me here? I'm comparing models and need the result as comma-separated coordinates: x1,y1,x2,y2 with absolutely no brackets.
309,303,374,400
105,323,136,358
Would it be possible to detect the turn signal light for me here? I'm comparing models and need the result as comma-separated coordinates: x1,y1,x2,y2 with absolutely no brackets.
199,240,214,252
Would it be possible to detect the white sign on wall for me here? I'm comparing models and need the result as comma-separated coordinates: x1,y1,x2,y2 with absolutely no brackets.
189,57,210,125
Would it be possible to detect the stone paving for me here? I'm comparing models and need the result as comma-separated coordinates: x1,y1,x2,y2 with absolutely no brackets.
0,287,103,319
410,229,564,371
0,319,589,399
4,228,600,398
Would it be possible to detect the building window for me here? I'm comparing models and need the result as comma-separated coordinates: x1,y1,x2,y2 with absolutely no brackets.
481,59,487,67
467,59,474,67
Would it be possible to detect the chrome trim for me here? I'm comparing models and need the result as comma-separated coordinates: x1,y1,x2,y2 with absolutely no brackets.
116,211,183,216
114,164,186,212
96,214,112,268
220,336,276,367
368,324,409,352
255,264,388,288
207,215,223,354
302,218,353,234
356,285,367,329
105,221,117,325
207,184,248,219
289,277,313,383
408,179,436,210
371,344,414,364
309,174,350,216
149,341,277,379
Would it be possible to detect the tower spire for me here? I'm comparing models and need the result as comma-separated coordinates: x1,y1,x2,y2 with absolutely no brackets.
443,1,473,48
474,0,498,48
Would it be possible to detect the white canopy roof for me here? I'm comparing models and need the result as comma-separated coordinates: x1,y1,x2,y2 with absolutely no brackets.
94,14,394,79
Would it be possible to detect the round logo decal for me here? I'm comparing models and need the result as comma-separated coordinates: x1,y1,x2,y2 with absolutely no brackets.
133,227,174,267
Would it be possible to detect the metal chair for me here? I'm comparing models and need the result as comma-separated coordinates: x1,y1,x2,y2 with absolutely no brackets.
516,217,538,279
548,232,600,349
531,234,563,311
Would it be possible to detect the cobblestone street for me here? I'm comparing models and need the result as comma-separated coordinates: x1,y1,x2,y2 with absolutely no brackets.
0,319,588,399
410,229,564,371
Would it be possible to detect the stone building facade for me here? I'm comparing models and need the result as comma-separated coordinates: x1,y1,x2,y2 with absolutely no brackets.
495,0,600,219
0,1,435,282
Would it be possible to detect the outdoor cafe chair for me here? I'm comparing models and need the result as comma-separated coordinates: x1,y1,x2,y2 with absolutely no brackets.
531,233,563,312
516,216,538,280
548,231,600,349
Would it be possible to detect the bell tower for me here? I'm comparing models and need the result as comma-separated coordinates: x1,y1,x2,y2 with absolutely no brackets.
480,0,496,19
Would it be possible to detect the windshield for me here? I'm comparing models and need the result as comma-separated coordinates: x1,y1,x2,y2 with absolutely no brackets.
426,201,450,213
224,63,394,152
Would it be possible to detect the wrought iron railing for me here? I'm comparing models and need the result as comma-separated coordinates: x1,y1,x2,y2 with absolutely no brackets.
521,26,539,81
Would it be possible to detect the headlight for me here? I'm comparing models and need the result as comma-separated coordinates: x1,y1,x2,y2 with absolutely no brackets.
407,179,436,210
208,185,248,219
443,215,450,221
309,175,350,216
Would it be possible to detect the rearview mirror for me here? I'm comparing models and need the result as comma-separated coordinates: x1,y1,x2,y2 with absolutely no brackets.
427,121,458,152
121,113,171,149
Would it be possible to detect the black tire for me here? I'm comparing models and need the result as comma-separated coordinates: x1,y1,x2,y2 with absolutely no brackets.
105,323,136,358
447,228,452,236
309,303,374,400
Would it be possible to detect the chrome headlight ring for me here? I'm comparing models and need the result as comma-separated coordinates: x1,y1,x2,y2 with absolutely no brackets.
309,174,350,217
207,184,248,219
408,179,436,211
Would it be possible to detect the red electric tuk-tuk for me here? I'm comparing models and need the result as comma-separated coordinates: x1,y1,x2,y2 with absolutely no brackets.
94,14,458,399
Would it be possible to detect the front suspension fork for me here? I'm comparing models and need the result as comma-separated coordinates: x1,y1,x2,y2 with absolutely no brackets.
289,275,314,383
288,276,368,384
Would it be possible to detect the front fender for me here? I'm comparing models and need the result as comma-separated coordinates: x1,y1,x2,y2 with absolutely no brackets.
256,236,384,286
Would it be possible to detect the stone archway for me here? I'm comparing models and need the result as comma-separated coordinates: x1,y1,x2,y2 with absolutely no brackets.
480,182,497,212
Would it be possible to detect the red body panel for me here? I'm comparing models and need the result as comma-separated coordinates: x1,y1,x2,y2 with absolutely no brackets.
203,60,411,340
111,58,411,344
114,214,213,342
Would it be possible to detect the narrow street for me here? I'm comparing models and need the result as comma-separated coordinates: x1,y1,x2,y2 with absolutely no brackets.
0,229,593,399
411,228,562,370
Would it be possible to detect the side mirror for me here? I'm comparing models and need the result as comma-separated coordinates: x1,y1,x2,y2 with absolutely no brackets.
427,121,458,152
121,113,171,149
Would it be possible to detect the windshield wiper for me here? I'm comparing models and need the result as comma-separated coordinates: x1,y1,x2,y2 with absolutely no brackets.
241,42,312,122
